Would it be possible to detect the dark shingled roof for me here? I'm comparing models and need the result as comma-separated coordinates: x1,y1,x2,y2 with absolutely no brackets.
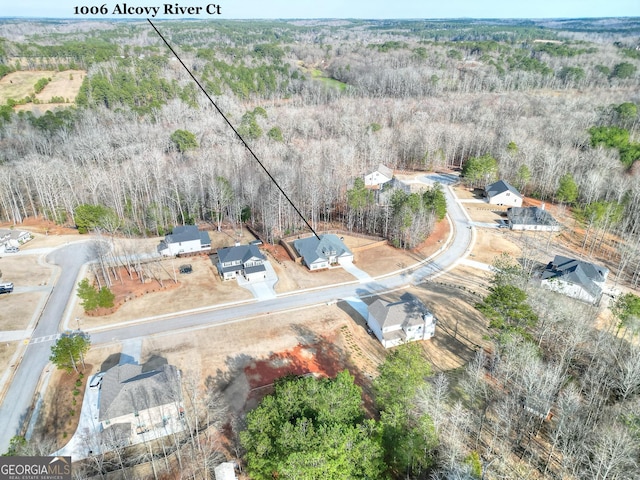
217,245,265,274
99,364,180,422
542,255,609,299
507,207,559,227
165,225,207,245
485,180,522,199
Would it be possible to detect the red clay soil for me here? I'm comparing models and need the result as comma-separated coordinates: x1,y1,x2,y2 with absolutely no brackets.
86,266,180,316
413,216,450,256
260,243,290,263
243,333,375,413
0,216,79,235
244,343,344,391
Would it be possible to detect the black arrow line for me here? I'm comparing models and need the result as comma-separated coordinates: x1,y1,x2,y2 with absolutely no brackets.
147,19,320,240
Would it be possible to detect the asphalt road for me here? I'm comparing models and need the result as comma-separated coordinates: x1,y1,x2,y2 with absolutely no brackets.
0,186,472,454
0,242,93,453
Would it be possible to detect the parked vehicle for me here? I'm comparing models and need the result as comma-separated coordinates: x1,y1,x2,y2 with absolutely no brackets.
249,239,263,246
4,246,19,253
0,282,14,294
179,264,193,274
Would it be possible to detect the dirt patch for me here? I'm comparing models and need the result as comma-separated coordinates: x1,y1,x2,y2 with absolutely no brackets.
470,228,522,265
465,204,508,223
76,256,253,329
271,259,356,293
35,365,92,450
35,343,121,450
0,292,46,331
0,253,52,286
0,341,19,382
451,186,480,200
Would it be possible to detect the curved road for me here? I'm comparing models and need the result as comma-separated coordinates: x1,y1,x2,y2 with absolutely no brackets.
0,243,94,453
0,184,472,453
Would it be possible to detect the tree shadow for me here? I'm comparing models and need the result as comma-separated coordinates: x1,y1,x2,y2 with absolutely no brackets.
205,353,254,394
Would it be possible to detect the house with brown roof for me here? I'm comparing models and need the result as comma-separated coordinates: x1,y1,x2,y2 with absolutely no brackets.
366,295,436,348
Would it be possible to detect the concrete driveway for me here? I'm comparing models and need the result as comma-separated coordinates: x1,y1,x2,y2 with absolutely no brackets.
237,260,278,300
339,260,372,283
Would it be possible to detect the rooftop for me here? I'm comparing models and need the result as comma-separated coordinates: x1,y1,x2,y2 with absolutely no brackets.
485,179,522,198
165,225,209,245
293,234,352,265
507,206,558,226
369,297,432,331
99,364,181,421
542,255,609,299
218,244,265,266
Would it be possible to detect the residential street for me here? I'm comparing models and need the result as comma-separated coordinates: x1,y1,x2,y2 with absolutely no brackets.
0,185,472,454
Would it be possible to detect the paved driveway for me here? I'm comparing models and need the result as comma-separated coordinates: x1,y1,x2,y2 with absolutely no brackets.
339,260,372,283
237,260,278,300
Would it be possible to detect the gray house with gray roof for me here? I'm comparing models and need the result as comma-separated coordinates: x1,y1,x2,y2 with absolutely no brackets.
98,363,184,441
367,296,436,348
507,206,560,231
293,234,353,270
217,244,267,281
541,255,609,304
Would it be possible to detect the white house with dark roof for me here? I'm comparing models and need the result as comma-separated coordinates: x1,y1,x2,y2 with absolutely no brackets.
217,244,267,281
541,255,609,304
367,296,436,348
293,234,353,271
98,363,184,443
507,206,561,231
0,228,32,249
485,180,523,207
364,164,394,188
158,226,211,256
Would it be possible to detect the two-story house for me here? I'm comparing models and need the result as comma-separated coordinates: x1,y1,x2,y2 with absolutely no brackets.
541,255,609,304
217,244,267,281
158,226,211,256
366,296,436,348
293,234,353,271
98,363,184,444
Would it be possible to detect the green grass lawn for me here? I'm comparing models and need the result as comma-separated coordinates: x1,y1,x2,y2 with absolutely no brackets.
307,67,348,91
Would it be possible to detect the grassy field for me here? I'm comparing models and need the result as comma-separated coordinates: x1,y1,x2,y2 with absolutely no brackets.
0,69,85,111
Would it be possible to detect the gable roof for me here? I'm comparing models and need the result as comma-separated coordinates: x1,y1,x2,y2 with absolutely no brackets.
217,245,265,265
507,207,558,226
165,225,207,245
99,364,180,421
485,180,522,199
542,255,609,299
369,297,431,331
293,234,352,265
370,164,393,179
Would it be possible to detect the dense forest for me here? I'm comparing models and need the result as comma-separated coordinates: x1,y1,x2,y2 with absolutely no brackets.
1,17,640,478
0,19,639,248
